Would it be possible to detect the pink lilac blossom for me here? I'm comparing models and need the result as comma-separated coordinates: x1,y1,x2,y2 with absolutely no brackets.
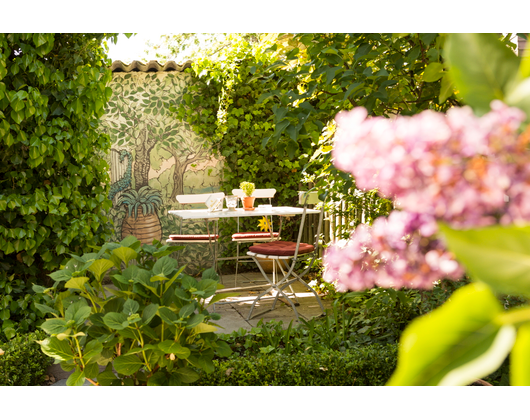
324,101,530,291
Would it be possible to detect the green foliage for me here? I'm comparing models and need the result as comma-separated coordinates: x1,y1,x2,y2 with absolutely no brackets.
34,236,233,386
0,33,116,289
445,33,530,119
170,34,311,262
258,34,461,239
387,34,530,386
262,33,458,152
194,345,398,386
0,272,49,341
0,330,53,386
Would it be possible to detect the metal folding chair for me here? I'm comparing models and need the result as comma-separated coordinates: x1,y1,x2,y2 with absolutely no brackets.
245,191,326,320
166,192,225,271
230,188,280,285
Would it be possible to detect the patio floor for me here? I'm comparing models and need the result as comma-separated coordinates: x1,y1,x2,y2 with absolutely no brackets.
213,271,332,333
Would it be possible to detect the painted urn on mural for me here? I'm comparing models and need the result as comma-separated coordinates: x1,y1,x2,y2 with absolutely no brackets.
117,185,163,245
240,181,256,211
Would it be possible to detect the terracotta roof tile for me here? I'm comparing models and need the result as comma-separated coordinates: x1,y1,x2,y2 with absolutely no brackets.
110,60,192,73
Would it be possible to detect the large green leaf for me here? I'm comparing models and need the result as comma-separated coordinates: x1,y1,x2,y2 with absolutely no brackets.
64,276,89,290
511,321,530,385
444,33,520,115
83,340,103,362
112,246,138,266
113,354,144,375
37,337,75,361
66,367,86,386
152,255,179,277
103,312,129,330
65,300,92,326
158,340,191,359
388,282,515,386
439,223,530,297
88,259,116,282
157,306,178,324
174,367,200,384
40,318,69,335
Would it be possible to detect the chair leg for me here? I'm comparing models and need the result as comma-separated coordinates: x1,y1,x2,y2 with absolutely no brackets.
246,279,301,321
247,256,325,320
246,256,303,320
234,241,240,287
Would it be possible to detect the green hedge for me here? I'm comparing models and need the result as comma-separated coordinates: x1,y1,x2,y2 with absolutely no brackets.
194,344,398,386
0,330,53,386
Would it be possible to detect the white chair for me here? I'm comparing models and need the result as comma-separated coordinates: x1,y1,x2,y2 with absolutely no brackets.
231,188,279,285
245,191,326,320
167,192,225,271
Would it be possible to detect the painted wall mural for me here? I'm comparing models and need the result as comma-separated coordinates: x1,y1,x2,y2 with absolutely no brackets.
100,70,223,273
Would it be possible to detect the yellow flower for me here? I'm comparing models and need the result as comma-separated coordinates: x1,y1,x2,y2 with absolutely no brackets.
258,217,272,232
0,348,4,356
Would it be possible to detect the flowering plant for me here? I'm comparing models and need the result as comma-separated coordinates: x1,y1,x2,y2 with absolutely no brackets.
239,181,255,197
323,33,530,385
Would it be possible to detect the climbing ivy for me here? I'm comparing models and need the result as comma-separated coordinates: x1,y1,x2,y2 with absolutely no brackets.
170,35,309,255
0,34,117,336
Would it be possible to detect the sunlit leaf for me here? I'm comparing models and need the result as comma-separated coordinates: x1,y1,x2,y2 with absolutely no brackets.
388,282,515,386
439,223,530,298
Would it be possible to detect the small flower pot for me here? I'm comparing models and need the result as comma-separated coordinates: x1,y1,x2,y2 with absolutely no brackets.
242,196,255,211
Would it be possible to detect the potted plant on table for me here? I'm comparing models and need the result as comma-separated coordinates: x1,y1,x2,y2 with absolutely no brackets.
239,181,255,211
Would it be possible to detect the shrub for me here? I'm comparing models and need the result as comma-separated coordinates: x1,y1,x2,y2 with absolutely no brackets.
0,33,117,340
194,344,398,386
34,236,235,386
0,272,49,341
0,330,53,386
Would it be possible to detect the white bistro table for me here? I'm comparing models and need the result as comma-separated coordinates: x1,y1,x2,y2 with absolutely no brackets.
168,205,320,220
167,205,320,288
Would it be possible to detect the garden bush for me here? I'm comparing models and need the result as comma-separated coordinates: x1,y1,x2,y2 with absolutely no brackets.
34,236,234,386
0,33,118,339
0,330,53,386
194,344,398,386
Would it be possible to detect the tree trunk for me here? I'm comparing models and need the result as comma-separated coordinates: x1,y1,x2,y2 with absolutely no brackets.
134,128,157,189
171,158,186,199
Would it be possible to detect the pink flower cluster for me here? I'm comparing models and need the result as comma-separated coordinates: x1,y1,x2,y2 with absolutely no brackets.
324,101,530,290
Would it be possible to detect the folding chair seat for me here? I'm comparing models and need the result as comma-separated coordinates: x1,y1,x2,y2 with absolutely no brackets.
246,191,326,320
166,192,225,270
230,188,279,285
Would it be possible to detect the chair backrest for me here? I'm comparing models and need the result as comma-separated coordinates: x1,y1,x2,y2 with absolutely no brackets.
297,191,326,250
176,192,225,205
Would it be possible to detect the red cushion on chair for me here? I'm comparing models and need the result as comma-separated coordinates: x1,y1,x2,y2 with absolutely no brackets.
249,241,314,256
168,234,219,241
232,231,279,240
